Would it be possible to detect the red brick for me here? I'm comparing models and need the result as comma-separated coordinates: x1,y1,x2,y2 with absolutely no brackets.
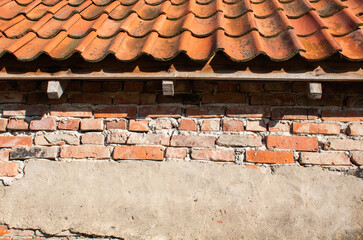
186,106,225,118
223,119,243,131
0,136,32,147
81,134,104,145
351,152,362,165
50,105,92,118
140,93,156,104
192,81,214,92
325,138,362,151
251,93,294,106
300,152,350,165
157,95,183,104
201,93,247,104
129,120,149,132
0,149,9,161
127,133,169,145
27,92,67,105
5,229,35,237
113,146,163,160
114,93,140,104
80,119,104,131
347,123,363,136
58,119,80,130
0,119,8,131
124,81,144,92
179,119,197,131
139,106,182,118
226,106,270,118
0,225,9,236
171,135,215,148
264,82,289,92
3,104,48,117
94,106,136,119
60,146,110,159
296,94,344,107
217,82,238,92
266,135,318,151
16,80,38,91
0,162,19,177
191,148,235,162
239,82,262,93
165,148,187,159
322,110,363,122
102,81,122,92
246,150,294,164
69,93,111,104
7,119,29,130
0,92,25,103
293,122,340,135
29,118,56,131
271,108,318,120
201,119,220,131
106,120,127,130
34,134,79,146
82,82,101,92
246,120,267,132
268,121,290,132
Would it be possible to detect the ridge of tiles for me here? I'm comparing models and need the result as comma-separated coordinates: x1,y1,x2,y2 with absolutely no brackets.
0,0,362,62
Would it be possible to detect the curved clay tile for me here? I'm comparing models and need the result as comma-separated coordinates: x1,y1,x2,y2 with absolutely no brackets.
340,0,362,17
251,0,283,18
323,9,362,36
14,0,33,6
0,1,26,20
288,11,327,36
310,0,347,17
334,29,363,60
53,1,91,20
281,0,314,18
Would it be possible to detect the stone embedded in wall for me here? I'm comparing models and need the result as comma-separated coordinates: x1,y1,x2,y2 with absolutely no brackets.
217,135,262,147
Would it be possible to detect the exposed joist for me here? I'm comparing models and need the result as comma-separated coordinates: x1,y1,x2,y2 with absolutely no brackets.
309,82,322,99
47,80,68,99
162,80,174,96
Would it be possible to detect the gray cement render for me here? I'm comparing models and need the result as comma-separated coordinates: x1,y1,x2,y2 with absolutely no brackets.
0,160,362,239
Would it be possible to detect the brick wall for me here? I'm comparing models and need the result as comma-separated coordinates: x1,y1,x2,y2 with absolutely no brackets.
0,80,362,183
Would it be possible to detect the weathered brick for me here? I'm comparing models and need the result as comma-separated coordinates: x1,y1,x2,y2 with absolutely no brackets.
293,122,340,135
145,81,162,92
102,81,122,92
154,119,173,130
351,152,362,165
222,119,243,131
264,82,289,92
106,120,127,130
113,146,164,160
266,135,318,151
0,149,9,161
300,152,350,165
322,110,363,122
65,81,81,91
80,119,104,131
50,105,92,118
171,135,215,148
139,106,182,118
165,148,187,159
7,119,29,130
246,150,294,164
35,134,79,146
217,82,238,92
179,119,197,131
347,123,363,136
239,82,262,93
191,148,235,162
69,93,111,104
175,81,191,93
123,81,143,92
6,229,35,237
127,133,169,145
60,146,110,159
186,106,225,118
251,93,294,106
129,120,149,132
0,81,15,91
0,119,7,131
325,138,363,151
268,121,291,132
271,108,318,120
82,81,101,92
140,93,157,104
29,118,57,131
296,94,344,107
81,134,104,145
346,96,363,108
94,106,136,118
201,93,247,104
0,92,25,103
201,119,220,131
114,93,140,104
217,135,262,147
0,162,19,177
10,147,58,160
192,81,214,92
3,105,48,117
107,132,128,144
246,120,267,132
0,225,9,236
0,136,32,147
226,106,270,118
58,119,80,130
17,80,38,91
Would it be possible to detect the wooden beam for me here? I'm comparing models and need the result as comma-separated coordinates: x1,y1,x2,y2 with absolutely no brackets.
47,80,68,99
162,80,174,96
309,82,322,99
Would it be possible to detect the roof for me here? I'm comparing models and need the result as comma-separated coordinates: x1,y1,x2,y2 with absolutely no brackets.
0,0,362,63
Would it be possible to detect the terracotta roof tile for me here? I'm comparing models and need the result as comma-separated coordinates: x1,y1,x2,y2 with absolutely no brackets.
0,0,362,62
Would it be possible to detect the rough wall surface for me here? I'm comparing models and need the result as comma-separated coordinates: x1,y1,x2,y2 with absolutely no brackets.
0,80,362,239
